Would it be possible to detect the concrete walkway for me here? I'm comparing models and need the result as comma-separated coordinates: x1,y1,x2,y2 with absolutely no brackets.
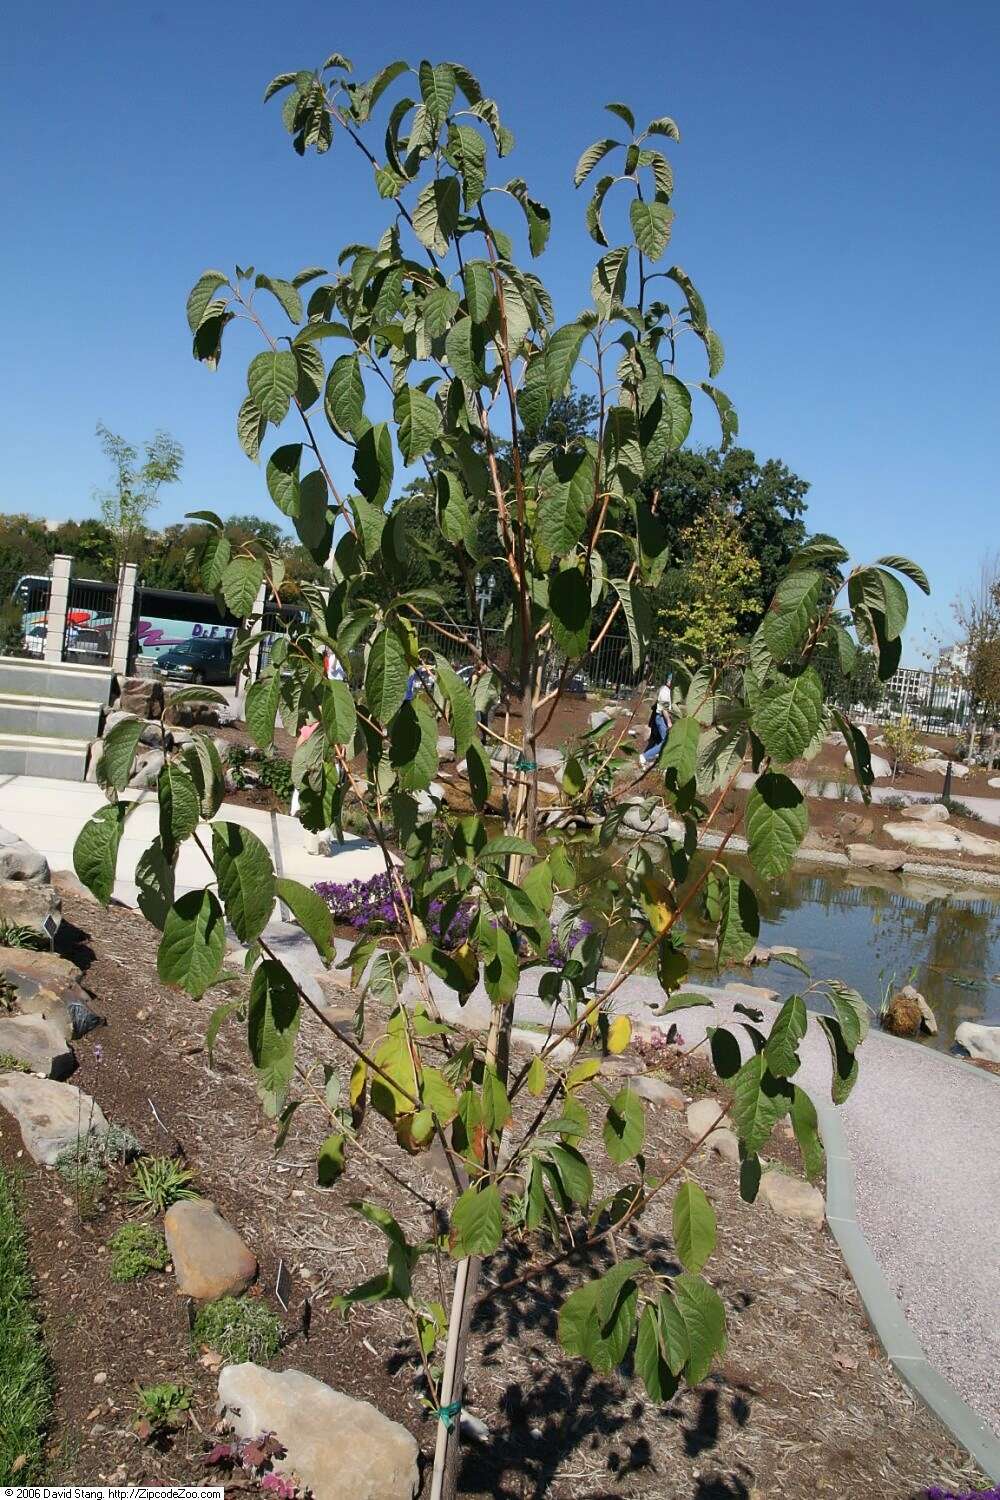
3,772,998,1448
0,774,386,907
734,768,1000,826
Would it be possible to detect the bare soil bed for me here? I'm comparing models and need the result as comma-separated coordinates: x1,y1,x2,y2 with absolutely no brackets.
0,891,987,1498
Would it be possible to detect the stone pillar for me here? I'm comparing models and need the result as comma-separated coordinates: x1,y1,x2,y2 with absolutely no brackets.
110,562,139,675
243,581,269,686
43,554,72,663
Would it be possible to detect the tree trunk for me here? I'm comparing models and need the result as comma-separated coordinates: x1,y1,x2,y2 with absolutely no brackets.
431,1254,482,1500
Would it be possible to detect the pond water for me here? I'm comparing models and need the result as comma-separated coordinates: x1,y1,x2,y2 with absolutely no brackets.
579,851,1000,1051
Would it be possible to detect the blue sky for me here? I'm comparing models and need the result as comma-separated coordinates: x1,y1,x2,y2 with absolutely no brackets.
2,0,998,662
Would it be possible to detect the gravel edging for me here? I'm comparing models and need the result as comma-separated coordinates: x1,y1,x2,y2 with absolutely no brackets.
818,1073,1000,1482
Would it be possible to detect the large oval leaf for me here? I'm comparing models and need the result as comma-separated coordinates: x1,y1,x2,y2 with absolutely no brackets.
365,629,409,724
752,667,823,763
212,820,276,942
157,889,226,998
745,772,808,878
247,350,298,424
672,1181,716,1274
73,803,127,906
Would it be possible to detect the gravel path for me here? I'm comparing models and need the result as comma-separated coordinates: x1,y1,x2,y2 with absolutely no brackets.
265,921,1000,1442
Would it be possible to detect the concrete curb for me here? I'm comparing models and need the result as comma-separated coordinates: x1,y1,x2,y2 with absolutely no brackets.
817,1096,1000,1480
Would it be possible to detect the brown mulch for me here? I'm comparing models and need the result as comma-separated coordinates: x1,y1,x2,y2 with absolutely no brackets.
0,891,988,1497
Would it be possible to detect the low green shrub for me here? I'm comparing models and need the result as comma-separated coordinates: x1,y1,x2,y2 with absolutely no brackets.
940,797,983,822
0,1052,30,1073
135,1381,191,1432
127,1156,199,1215
108,1223,169,1283
191,1296,282,1364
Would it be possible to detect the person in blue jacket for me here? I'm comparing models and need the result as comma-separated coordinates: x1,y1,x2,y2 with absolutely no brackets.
640,683,673,769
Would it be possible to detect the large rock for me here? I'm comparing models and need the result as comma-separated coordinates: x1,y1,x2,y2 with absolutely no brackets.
883,822,1000,858
708,1127,741,1164
896,983,937,1035
0,946,102,1040
217,1364,420,1500
836,812,875,840
0,827,49,885
955,1023,1000,1063
163,700,234,728
759,1170,825,1227
50,869,102,906
882,989,922,1038
0,1015,75,1079
989,776,1000,791
589,710,614,731
0,1074,108,1164
0,881,60,938
846,749,892,780
900,801,950,823
846,844,906,870
917,757,968,778
164,1199,257,1300
686,1098,730,1141
117,677,164,719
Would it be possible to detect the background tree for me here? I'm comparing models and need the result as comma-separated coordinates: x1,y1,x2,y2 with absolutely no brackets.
95,423,183,570
656,506,761,663
951,554,1000,760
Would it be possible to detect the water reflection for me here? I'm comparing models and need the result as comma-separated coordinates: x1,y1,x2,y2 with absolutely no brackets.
578,847,1000,1052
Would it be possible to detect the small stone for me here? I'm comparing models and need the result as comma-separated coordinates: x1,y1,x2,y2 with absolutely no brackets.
93,1372,108,1385
164,1199,257,1301
0,1075,109,1164
218,1363,420,1500
899,801,950,823
759,1169,825,1227
955,1022,1000,1064
686,1098,730,1141
881,989,922,1038
631,1074,685,1110
708,1127,741,1165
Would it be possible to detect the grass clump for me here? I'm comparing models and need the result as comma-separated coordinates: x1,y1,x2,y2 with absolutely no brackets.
128,1155,199,1215
0,1165,51,1482
0,921,48,952
0,1051,31,1073
108,1223,169,1283
192,1296,282,1365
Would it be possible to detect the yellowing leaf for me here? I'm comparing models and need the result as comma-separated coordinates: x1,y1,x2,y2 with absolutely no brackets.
527,1055,547,1097
640,875,675,935
567,1058,601,1090
607,1015,632,1055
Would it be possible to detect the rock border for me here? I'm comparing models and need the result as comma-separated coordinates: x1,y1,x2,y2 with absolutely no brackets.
816,1045,1000,1481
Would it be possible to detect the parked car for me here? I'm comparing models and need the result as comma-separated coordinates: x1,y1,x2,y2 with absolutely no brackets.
64,624,111,663
155,637,234,685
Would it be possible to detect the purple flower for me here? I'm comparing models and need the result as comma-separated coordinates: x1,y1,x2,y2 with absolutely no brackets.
925,1490,1000,1500
93,1043,104,1064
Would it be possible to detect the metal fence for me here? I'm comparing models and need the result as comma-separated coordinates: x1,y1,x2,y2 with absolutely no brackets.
63,577,116,666
7,575,51,658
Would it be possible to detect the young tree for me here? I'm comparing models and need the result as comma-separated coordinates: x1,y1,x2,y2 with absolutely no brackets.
952,555,1000,762
657,506,762,663
95,423,183,570
73,53,928,1498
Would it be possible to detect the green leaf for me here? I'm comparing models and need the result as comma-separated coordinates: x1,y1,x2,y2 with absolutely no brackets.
199,533,232,591
166,685,229,707
603,1086,645,1164
574,137,620,188
635,1303,678,1402
609,578,651,673
365,629,409,724
630,198,674,260
157,889,226,998
353,422,394,506
730,1054,789,1154
709,1026,741,1080
449,1183,503,1257
672,1181,716,1274
247,350,298,424
464,738,491,810
99,715,143,793
745,772,808,878
538,449,592,556
256,274,303,324
753,667,824,762
158,762,200,849
322,678,358,745
187,270,229,332
422,284,461,338
245,673,281,750
876,554,930,595
672,1272,727,1384
445,314,488,389
135,835,175,932
394,384,442,463
181,734,225,819
829,981,870,1052
418,59,456,119
317,1132,347,1185
790,1085,825,1182
212,821,275,943
605,100,635,131
834,711,873,801
586,173,616,247
874,568,909,641
205,998,240,1068
325,353,367,440
705,327,725,377
764,994,808,1078
788,533,849,570
221,555,265,617
248,959,301,1095
545,323,587,399
656,1292,692,1375
646,115,680,141
275,877,333,960
715,876,760,965
548,567,591,657
433,654,476,757
462,260,495,323
483,924,519,1005
73,803,127,906
517,355,550,432
435,470,471,545
412,176,461,256
762,570,825,661
818,1015,859,1104
658,714,700,787
701,382,738,449
266,444,303,516
505,177,551,256
236,397,267,461
558,1272,637,1373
